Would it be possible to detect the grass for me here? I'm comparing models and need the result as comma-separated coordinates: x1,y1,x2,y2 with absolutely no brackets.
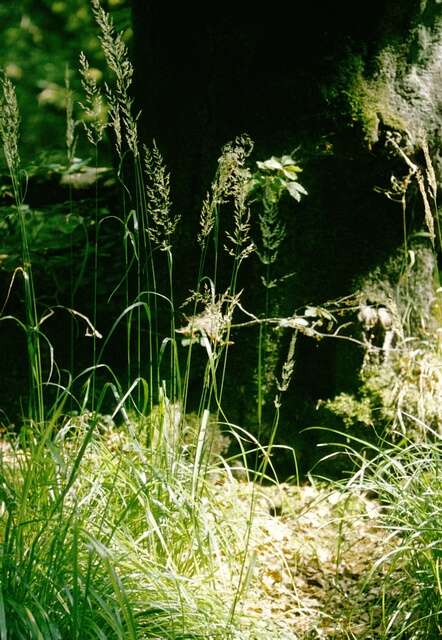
0,2,307,637
326,422,442,639
0,413,263,639
0,416,258,640
1,1,441,638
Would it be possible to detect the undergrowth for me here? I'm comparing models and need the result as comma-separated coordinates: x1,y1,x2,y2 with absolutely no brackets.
323,131,442,638
0,412,270,639
0,1,307,637
1,2,441,638
340,424,442,639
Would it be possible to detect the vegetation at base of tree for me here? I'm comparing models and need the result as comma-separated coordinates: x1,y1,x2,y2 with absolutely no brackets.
0,0,441,637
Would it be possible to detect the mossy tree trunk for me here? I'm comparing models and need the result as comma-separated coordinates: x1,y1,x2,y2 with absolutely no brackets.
130,0,442,473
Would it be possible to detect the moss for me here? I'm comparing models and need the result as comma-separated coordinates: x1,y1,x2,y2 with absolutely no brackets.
323,244,442,440
323,49,410,147
322,392,374,430
346,51,409,146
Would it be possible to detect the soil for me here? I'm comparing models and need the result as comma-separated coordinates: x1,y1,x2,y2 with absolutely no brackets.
214,478,396,639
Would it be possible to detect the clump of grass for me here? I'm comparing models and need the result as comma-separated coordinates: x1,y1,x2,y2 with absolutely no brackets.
0,415,259,639
334,425,442,639
0,2,310,637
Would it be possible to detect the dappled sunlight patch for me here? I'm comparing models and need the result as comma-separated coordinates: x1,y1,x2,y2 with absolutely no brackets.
216,482,396,638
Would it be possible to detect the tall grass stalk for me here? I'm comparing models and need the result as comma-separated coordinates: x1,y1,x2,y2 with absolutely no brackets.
0,2,306,636
0,73,44,424
87,0,160,409
143,142,180,401
249,153,306,436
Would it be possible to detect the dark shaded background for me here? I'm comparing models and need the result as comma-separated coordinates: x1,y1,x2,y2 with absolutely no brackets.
130,1,425,473
0,0,429,473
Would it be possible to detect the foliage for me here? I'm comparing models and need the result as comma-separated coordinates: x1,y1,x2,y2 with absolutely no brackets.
343,430,442,639
0,2,310,636
3,2,442,638
323,243,442,440
0,0,131,162
249,155,307,206
0,415,255,639
248,153,307,269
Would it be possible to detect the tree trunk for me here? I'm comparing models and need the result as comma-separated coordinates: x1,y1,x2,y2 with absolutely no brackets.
130,0,442,473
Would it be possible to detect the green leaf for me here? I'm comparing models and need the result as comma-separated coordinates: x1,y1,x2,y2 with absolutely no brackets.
0,585,6,640
286,181,308,201
281,155,301,170
256,156,282,171
282,166,302,179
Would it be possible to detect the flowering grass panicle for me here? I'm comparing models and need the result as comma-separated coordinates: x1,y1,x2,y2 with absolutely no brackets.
0,72,20,179
90,0,138,156
144,142,180,252
199,134,254,251
79,51,106,146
